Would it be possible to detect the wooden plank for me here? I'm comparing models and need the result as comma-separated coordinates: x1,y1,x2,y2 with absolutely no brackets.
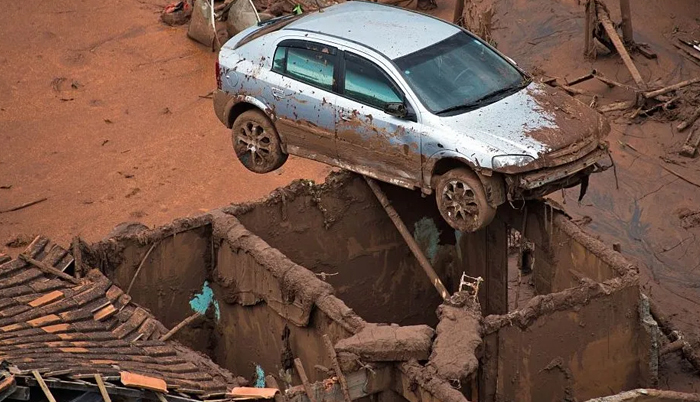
321,335,351,402
597,8,646,88
94,374,113,402
17,255,80,285
28,291,64,308
32,370,57,402
294,358,318,402
288,367,392,402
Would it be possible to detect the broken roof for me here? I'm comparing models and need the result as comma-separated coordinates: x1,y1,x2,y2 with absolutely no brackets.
0,236,237,400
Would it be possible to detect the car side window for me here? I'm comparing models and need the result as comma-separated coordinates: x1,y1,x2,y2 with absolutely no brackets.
343,53,403,110
272,43,335,91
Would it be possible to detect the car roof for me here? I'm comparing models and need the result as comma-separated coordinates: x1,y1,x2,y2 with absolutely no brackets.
282,1,460,60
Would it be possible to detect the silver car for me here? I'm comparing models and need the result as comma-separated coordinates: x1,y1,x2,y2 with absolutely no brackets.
213,1,610,232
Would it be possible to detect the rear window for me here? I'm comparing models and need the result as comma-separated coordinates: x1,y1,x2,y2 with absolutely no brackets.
233,15,302,49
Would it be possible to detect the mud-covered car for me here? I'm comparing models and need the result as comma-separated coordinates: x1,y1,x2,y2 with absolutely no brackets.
213,1,611,232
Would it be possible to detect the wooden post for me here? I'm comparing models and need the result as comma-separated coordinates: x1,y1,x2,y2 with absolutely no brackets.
322,335,352,402
294,358,318,402
597,7,646,89
72,237,82,278
619,0,633,44
126,243,157,295
95,374,113,402
363,177,450,301
584,0,596,58
452,0,465,25
32,371,57,402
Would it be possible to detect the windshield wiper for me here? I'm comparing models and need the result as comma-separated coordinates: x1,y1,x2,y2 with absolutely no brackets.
435,80,529,116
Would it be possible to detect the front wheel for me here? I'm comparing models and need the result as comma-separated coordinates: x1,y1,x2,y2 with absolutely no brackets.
435,167,496,232
231,109,288,173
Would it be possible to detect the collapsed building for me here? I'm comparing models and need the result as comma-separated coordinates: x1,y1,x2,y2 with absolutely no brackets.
0,172,698,401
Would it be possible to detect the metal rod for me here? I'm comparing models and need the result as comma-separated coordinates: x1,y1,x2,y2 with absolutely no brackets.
363,176,450,301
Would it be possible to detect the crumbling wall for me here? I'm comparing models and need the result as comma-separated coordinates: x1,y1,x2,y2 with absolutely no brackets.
225,173,463,326
500,202,634,295
88,216,215,355
480,273,653,401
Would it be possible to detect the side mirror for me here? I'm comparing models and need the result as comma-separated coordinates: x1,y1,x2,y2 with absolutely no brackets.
384,102,408,119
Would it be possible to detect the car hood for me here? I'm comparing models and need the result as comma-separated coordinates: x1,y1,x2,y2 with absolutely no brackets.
439,82,602,157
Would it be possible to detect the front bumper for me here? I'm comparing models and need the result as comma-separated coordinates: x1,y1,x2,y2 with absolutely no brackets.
506,146,609,199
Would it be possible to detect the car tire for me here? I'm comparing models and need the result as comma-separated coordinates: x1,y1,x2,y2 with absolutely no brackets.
435,167,496,232
231,109,288,173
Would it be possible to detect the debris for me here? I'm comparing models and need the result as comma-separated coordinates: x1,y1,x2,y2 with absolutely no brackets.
120,371,168,393
18,252,81,284
199,90,215,99
0,185,11,189
0,197,48,214
677,105,700,131
4,233,34,248
678,208,700,229
294,358,318,402
32,370,56,402
428,301,482,382
322,335,352,402
161,1,193,26
364,176,449,301
643,77,700,99
598,100,636,113
334,324,434,362
104,118,113,124
680,128,700,158
227,387,280,400
160,312,202,341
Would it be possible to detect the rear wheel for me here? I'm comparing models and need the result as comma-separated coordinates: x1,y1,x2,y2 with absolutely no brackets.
231,109,287,173
435,167,496,232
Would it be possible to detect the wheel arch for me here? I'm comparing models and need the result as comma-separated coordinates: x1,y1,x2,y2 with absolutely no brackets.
427,154,506,208
223,96,276,128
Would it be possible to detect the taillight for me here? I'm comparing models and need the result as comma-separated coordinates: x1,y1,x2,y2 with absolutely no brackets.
215,59,222,89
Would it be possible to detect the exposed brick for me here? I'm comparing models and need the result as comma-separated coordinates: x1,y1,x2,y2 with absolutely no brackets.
120,371,167,393
28,291,64,308
0,323,24,332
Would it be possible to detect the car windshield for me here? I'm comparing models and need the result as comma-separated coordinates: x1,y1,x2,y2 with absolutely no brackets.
394,32,529,115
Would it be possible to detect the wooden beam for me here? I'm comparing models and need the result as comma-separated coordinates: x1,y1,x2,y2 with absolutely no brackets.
644,77,700,99
19,254,80,285
597,7,646,89
619,0,633,44
160,312,201,341
364,177,450,301
322,335,351,402
94,374,113,402
32,371,56,402
294,358,318,402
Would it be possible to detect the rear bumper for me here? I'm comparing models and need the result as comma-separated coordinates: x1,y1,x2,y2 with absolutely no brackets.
506,146,609,199
213,89,234,127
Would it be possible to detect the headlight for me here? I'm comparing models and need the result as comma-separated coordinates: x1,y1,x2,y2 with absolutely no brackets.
492,155,536,169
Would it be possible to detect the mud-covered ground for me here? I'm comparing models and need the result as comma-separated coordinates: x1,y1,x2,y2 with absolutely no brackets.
0,0,331,253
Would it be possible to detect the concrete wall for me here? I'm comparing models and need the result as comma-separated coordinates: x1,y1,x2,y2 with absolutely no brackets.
499,202,635,295
227,173,462,326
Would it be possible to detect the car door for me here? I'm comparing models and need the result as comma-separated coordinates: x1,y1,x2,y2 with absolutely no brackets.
335,51,422,185
264,40,338,159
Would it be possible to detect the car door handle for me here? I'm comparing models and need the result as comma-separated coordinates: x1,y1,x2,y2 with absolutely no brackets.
271,88,285,100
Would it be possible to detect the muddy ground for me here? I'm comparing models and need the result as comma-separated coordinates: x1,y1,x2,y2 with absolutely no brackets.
2,0,700,393
0,0,331,251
